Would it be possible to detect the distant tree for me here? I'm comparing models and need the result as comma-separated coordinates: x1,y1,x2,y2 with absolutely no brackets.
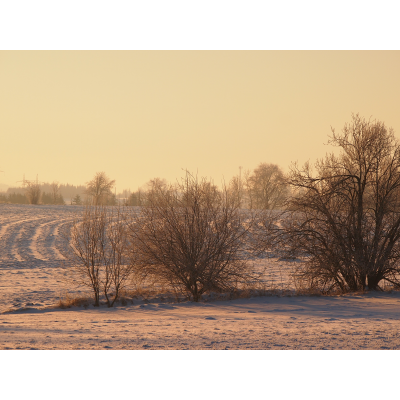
59,183,86,200
25,182,41,205
228,169,249,208
72,194,82,205
6,187,25,195
50,182,65,204
247,163,288,209
105,193,117,206
0,192,28,204
7,193,28,204
85,172,115,206
41,192,53,204
228,175,242,207
126,191,142,206
140,178,169,206
41,190,65,205
56,194,65,205
146,178,168,191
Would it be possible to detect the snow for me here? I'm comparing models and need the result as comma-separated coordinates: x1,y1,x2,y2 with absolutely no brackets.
1,203,400,350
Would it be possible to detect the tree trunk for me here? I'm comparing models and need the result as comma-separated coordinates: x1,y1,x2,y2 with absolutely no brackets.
94,291,100,307
367,274,381,291
192,283,200,302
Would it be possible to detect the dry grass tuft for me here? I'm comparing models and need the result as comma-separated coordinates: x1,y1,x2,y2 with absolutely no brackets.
57,293,91,309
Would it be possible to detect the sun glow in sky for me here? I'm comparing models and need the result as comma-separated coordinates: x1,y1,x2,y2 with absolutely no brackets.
1,51,400,191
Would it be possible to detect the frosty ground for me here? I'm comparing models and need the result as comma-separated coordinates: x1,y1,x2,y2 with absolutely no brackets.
1,204,400,350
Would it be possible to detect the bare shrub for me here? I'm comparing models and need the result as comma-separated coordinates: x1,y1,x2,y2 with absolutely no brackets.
128,172,255,302
228,173,244,208
66,205,132,306
282,114,400,292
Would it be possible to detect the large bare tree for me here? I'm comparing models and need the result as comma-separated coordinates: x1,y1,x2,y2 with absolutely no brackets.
85,172,115,205
281,114,400,292
128,172,254,301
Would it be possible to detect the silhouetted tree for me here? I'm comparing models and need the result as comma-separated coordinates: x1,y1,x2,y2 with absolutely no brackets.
282,114,400,292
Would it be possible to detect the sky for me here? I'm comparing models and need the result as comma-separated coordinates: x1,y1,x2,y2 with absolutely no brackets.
1,51,400,192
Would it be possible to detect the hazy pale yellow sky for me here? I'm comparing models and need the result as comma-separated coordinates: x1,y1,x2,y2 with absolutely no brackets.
1,51,400,191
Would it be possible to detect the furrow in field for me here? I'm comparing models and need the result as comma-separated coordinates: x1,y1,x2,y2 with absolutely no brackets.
17,215,76,263
47,218,76,261
29,219,56,261
28,217,75,262
0,217,46,262
17,218,47,262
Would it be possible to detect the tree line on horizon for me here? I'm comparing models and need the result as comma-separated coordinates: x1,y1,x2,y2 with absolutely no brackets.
0,163,290,210
0,182,86,205
0,180,118,206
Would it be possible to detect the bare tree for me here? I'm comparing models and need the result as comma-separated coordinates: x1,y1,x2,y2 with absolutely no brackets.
25,182,41,205
67,205,132,306
103,206,132,306
85,172,115,206
128,172,254,302
247,163,288,210
146,177,168,191
140,178,169,206
50,181,61,204
68,206,106,306
228,175,242,207
242,169,254,209
281,114,400,292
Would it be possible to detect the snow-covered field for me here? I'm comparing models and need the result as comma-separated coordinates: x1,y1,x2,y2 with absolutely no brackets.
1,204,400,350
0,204,83,313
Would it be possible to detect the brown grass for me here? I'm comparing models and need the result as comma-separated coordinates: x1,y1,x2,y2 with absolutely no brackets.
57,293,91,309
